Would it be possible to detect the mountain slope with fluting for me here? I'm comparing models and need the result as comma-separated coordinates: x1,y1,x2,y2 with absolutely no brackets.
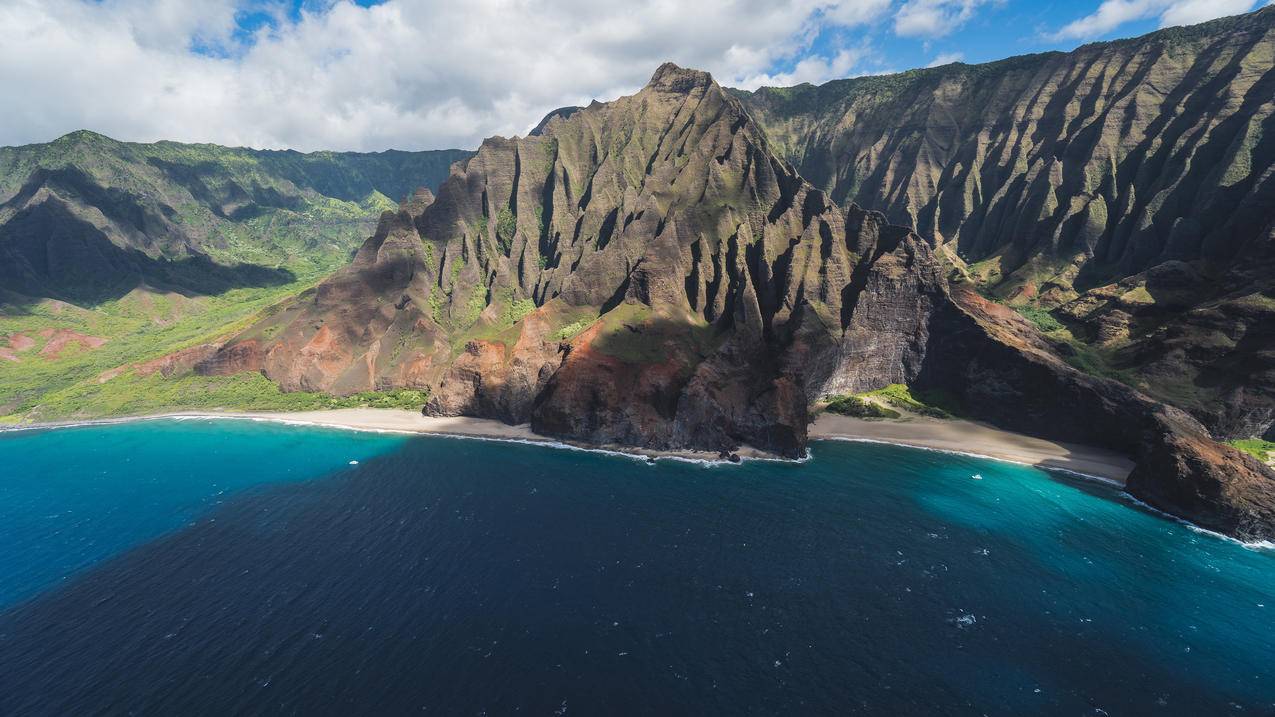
734,7,1275,442
201,63,1275,541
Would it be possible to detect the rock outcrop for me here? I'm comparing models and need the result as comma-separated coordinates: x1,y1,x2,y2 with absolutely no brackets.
203,61,1275,541
917,288,1275,539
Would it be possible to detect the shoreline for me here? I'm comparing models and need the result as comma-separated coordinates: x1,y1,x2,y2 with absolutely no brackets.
5,407,1133,482
810,413,1135,485
0,409,781,465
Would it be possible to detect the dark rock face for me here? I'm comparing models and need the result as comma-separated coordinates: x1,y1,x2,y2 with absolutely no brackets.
916,288,1275,541
735,7,1275,440
207,61,1275,541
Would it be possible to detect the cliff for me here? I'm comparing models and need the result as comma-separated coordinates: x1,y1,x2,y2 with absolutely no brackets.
202,63,1275,541
735,7,1275,441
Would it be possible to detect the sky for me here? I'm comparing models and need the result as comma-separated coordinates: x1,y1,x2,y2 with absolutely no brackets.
1,0,1271,152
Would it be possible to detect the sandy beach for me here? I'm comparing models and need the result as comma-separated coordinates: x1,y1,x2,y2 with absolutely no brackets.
15,408,772,463
225,408,1137,481
810,413,1135,484
6,407,1135,481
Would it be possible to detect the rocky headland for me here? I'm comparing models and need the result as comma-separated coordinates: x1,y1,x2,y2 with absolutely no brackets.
198,58,1275,541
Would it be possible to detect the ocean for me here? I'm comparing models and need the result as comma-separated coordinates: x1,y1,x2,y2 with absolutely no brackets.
0,419,1271,715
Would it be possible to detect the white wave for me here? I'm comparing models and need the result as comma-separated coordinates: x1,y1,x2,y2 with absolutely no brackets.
1120,494,1275,552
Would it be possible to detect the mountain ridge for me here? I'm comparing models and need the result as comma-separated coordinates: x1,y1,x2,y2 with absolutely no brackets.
0,130,473,304
734,6,1275,441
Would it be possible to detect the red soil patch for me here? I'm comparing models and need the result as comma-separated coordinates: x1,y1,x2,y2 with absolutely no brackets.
7,333,36,352
37,329,107,359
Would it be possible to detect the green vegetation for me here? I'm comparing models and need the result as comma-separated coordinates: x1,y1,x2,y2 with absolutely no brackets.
504,298,537,324
441,296,585,357
0,278,325,419
553,318,593,342
0,131,472,282
1229,438,1275,463
1015,305,1064,333
1,271,435,423
460,289,488,329
1117,285,1155,307
861,384,960,418
1057,339,1139,386
540,138,557,174
22,370,429,422
495,206,516,255
0,129,478,425
428,287,446,326
824,394,901,419
0,131,469,220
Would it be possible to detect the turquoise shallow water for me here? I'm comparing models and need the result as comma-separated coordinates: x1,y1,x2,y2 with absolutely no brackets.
0,419,406,607
0,420,1271,715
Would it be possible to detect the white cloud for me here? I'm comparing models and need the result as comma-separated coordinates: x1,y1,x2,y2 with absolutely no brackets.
824,0,894,25
926,51,965,67
736,44,879,88
894,0,996,38
1050,0,1260,40
0,0,899,152
1160,0,1261,24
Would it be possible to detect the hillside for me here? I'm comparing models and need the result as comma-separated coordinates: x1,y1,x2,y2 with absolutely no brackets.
198,63,1275,541
0,131,471,303
0,133,471,416
733,7,1275,441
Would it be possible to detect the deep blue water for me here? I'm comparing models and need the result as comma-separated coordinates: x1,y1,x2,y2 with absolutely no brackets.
0,420,1271,715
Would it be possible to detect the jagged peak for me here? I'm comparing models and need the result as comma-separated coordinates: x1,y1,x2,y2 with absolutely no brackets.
399,187,435,218
646,62,716,93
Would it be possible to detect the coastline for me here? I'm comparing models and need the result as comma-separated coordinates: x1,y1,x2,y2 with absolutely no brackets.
0,408,780,464
5,407,1134,482
810,413,1135,485
19,409,1272,550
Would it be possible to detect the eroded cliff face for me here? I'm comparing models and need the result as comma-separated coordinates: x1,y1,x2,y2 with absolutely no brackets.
735,8,1275,440
203,62,1275,541
205,64,942,454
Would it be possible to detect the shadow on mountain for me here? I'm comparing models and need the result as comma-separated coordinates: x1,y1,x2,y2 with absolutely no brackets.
0,197,294,309
146,158,307,221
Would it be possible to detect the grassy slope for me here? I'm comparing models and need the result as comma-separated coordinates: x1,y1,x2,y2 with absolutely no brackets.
1229,438,1275,464
1,278,307,421
1,272,439,423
